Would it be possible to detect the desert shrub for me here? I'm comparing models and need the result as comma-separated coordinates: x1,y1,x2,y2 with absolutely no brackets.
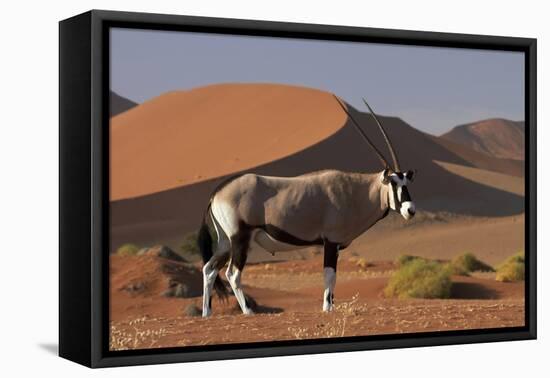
181,227,219,258
502,252,525,265
116,243,140,256
496,252,525,282
355,257,370,270
180,232,200,256
449,253,494,276
164,282,195,298
183,304,201,317
396,254,426,267
385,259,452,299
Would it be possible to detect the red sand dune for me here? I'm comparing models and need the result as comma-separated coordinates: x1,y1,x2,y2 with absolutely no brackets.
110,84,346,200
441,118,525,160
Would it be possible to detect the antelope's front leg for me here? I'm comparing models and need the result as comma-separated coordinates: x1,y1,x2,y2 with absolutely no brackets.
323,241,339,312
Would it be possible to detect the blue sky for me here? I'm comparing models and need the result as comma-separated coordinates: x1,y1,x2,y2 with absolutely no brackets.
110,28,524,135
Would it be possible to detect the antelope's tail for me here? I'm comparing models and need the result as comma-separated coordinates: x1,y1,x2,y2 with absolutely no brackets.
197,206,229,300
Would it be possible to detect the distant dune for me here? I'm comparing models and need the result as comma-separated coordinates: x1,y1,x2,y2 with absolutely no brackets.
110,91,138,117
441,119,525,160
109,83,525,252
430,135,524,177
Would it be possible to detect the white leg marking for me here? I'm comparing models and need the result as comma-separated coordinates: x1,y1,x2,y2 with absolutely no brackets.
202,261,218,317
226,265,253,315
323,267,336,312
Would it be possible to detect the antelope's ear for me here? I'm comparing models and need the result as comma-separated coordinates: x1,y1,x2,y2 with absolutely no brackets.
381,168,391,184
405,170,416,182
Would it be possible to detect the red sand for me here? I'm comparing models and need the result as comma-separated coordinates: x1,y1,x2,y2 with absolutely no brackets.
110,255,524,350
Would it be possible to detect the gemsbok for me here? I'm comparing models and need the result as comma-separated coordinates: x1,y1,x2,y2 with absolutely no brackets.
198,95,416,317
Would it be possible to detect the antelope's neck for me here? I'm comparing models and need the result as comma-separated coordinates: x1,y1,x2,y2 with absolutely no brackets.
331,172,389,243
356,171,390,215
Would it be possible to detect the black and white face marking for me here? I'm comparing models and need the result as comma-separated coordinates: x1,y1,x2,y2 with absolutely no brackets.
383,170,416,220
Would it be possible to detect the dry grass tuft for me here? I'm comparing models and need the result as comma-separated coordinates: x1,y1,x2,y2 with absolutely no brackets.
288,294,361,339
396,254,426,267
385,259,452,299
496,252,525,282
353,257,371,270
449,253,494,276
116,243,140,256
110,317,171,350
184,304,202,317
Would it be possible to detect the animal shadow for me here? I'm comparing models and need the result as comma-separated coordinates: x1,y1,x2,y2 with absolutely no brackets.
450,282,500,299
231,294,284,314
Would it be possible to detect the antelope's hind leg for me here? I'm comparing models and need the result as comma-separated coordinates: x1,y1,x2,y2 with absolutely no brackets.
202,219,231,317
226,225,254,315
202,250,229,317
323,242,339,312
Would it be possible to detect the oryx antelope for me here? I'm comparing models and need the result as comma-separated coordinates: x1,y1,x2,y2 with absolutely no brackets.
198,96,416,317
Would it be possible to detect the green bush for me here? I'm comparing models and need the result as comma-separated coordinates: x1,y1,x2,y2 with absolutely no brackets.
449,253,494,276
180,232,200,256
396,254,426,267
496,252,525,282
355,257,370,270
385,259,452,299
181,226,219,258
116,243,140,256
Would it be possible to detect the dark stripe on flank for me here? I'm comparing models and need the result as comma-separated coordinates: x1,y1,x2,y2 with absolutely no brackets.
254,224,325,246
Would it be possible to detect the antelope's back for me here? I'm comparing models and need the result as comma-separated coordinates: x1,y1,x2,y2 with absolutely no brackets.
219,172,342,236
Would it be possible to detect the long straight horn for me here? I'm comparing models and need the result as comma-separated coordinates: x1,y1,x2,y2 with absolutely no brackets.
333,95,390,169
362,98,401,172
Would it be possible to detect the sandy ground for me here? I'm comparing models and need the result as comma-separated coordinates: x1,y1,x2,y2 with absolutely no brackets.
348,213,525,266
109,254,524,351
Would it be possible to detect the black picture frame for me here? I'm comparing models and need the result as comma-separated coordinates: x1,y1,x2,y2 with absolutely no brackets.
59,9,537,368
